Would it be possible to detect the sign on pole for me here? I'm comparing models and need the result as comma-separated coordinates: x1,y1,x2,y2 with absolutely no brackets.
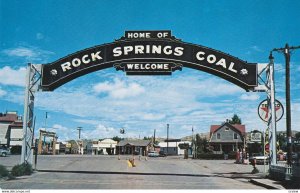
258,99,284,122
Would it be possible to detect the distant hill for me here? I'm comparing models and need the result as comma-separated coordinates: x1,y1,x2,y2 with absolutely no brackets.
181,132,210,141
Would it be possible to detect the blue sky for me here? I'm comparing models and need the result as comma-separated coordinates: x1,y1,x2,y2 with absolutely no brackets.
0,0,299,141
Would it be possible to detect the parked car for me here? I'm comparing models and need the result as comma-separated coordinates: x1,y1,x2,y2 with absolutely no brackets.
0,147,11,157
148,151,159,157
249,153,269,165
159,151,167,157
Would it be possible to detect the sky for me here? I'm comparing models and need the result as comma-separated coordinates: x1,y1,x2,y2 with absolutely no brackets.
0,0,299,142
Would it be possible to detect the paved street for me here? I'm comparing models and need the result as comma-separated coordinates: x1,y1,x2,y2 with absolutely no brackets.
0,155,268,189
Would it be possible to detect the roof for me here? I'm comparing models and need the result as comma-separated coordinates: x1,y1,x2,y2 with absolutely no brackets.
9,121,23,128
99,139,118,144
0,113,18,123
164,139,181,142
210,122,246,136
116,140,151,147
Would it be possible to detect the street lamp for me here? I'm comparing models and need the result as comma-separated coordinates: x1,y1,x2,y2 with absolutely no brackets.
77,127,82,154
77,127,82,139
118,128,125,160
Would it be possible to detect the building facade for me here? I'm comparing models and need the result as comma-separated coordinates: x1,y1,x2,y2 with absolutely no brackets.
209,122,246,154
92,138,117,155
159,139,192,155
0,111,22,148
116,140,152,156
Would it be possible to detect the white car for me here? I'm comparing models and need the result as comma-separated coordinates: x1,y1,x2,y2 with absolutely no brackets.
0,147,11,157
249,153,269,165
148,151,159,157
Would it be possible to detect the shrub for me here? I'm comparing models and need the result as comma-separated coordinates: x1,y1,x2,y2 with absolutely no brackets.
197,153,224,160
228,151,237,159
0,165,9,178
23,163,33,175
10,146,22,154
196,152,236,160
11,163,33,177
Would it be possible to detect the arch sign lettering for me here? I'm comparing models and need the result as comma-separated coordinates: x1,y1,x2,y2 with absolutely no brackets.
41,30,258,91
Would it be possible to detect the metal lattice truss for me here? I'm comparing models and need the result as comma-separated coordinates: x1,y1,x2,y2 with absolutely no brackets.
21,64,42,164
254,56,277,165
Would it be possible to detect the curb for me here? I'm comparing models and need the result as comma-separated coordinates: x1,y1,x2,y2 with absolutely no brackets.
36,169,213,177
249,179,282,189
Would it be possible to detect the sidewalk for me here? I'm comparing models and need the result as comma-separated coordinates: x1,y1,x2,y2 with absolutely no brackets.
249,178,285,189
206,160,287,189
235,165,290,189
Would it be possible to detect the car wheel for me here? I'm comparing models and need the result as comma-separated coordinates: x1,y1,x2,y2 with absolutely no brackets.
1,152,7,157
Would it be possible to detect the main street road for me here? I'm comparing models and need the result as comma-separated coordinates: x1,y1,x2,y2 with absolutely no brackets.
1,155,267,189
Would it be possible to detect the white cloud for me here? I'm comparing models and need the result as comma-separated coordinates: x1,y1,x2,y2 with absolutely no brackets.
93,78,145,99
250,45,263,52
2,46,54,62
240,93,260,101
47,124,77,141
0,87,7,97
48,123,122,141
73,119,100,125
3,47,37,58
140,113,166,121
81,124,119,139
0,66,26,87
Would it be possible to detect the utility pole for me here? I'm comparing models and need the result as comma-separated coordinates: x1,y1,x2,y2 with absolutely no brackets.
153,129,156,145
77,127,82,139
43,112,48,147
167,124,169,156
273,44,300,166
192,126,194,159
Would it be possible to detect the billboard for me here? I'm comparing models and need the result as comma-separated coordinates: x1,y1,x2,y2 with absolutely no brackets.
41,31,257,91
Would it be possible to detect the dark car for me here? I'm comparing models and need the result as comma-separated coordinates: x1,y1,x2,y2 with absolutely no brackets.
159,151,167,157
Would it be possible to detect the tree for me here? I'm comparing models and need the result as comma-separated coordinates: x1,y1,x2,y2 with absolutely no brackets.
195,134,209,153
295,132,300,140
112,136,123,142
277,133,286,151
143,136,151,140
229,114,242,124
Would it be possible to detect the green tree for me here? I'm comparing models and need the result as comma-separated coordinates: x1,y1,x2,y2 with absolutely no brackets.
143,136,151,140
229,114,242,124
112,136,123,142
277,134,286,151
195,134,209,154
295,132,300,140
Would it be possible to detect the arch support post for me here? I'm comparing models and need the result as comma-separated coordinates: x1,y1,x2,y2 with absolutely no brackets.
21,63,42,165
267,54,277,166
